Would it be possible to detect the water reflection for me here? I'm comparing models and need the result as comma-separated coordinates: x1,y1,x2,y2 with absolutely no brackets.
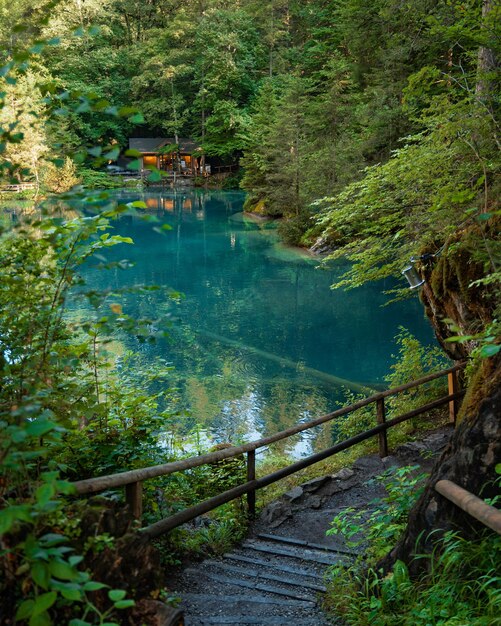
78,188,436,456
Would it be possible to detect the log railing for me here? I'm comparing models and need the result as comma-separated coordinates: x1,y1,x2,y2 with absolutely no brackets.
435,480,501,535
72,363,465,538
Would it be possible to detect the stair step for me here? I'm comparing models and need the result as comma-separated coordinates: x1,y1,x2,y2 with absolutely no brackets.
224,553,324,581
241,540,342,565
180,592,316,609
194,617,324,625
205,561,326,592
183,569,316,603
257,532,356,556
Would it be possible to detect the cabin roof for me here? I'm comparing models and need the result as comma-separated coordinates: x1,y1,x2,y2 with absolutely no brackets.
129,137,200,154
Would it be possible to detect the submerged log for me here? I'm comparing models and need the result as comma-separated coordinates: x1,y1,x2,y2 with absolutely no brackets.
197,328,382,394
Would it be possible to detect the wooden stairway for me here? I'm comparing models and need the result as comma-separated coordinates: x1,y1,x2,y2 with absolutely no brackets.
173,532,352,625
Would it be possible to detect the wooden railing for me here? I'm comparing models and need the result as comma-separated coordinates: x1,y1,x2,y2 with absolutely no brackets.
72,364,465,538
435,480,501,535
1,182,36,192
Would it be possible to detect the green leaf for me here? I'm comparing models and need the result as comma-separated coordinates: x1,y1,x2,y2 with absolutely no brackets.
109,235,133,244
35,484,55,507
108,589,126,602
83,581,107,591
29,43,45,54
69,620,92,626
26,419,57,437
127,159,141,171
0,505,31,534
29,612,52,626
104,147,120,160
39,534,66,546
477,212,493,221
16,599,35,620
113,600,135,609
61,587,82,601
76,101,91,114
32,592,57,616
147,170,162,182
124,149,141,157
32,562,50,589
49,560,76,580
480,344,500,358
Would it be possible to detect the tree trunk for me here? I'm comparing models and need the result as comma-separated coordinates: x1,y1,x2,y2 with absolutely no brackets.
476,0,499,103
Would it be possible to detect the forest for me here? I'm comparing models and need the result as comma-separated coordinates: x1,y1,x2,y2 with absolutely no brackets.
0,0,500,625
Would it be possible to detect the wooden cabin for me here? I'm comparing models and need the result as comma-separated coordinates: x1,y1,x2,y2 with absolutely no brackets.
128,138,209,176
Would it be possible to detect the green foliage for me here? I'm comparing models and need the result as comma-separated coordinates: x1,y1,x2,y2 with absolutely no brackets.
328,466,427,560
325,468,501,625
77,168,126,190
0,40,170,624
385,328,450,416
326,530,501,626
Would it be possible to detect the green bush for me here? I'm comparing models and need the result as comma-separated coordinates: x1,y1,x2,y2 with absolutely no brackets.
78,168,126,190
325,467,501,626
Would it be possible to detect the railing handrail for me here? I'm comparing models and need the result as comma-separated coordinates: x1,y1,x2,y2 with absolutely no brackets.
435,479,501,535
142,389,464,538
72,363,464,496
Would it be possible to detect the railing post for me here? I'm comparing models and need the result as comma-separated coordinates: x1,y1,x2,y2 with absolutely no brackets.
247,450,256,519
448,370,460,425
126,481,143,523
377,398,388,457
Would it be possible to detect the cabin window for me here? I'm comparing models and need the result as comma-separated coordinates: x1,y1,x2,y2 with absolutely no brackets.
143,155,157,169
159,154,174,170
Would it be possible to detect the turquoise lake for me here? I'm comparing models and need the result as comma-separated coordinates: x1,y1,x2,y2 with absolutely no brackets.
83,189,437,454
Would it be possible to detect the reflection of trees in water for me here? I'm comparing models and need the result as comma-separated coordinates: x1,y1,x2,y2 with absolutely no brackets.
76,189,434,454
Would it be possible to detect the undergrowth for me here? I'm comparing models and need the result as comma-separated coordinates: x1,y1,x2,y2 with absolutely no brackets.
324,466,501,625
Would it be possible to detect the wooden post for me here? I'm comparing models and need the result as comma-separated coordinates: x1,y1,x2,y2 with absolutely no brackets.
126,481,143,523
247,450,256,519
377,398,388,458
448,370,460,425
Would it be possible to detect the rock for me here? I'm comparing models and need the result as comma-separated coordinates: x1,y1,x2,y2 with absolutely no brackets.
423,432,450,450
259,500,292,528
382,455,399,469
301,476,331,493
317,479,355,498
310,496,322,509
331,468,355,481
352,455,385,473
283,486,304,502
130,599,184,626
395,441,428,463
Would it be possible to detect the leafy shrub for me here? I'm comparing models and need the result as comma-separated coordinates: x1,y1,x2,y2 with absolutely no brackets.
385,327,450,417
325,467,501,626
78,168,126,190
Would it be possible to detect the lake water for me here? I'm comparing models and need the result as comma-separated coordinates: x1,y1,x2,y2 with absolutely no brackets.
82,188,437,455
